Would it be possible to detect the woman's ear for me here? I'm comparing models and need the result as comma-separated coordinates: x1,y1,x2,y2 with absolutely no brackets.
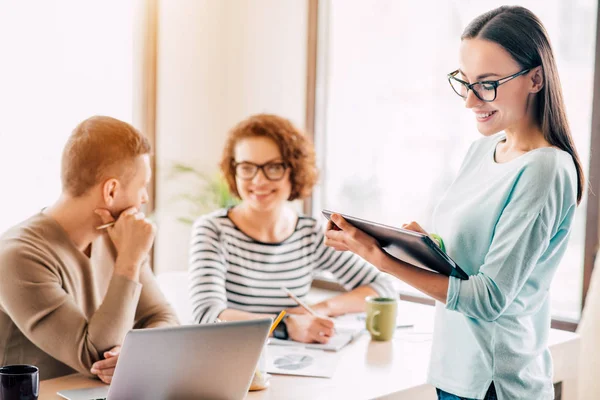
102,178,119,207
530,66,544,93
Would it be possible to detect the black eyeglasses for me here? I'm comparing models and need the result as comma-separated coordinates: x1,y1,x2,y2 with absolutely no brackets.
448,68,532,102
233,161,288,181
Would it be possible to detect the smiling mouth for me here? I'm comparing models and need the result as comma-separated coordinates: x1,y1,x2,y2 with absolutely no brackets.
476,110,497,119
251,190,275,196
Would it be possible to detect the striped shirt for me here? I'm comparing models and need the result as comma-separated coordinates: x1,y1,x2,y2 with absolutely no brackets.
188,209,396,323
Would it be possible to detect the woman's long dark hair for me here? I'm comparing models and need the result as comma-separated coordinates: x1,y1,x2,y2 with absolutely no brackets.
463,6,584,204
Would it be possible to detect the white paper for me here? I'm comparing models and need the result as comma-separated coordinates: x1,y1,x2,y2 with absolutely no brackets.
266,345,339,378
269,328,360,351
269,312,415,351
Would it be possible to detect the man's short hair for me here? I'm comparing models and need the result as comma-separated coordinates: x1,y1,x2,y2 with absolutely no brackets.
61,116,151,197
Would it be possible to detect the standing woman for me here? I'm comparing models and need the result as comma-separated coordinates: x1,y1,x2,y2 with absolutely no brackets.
325,6,583,400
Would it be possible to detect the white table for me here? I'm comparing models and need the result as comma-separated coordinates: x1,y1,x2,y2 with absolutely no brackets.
40,290,580,399
246,293,579,399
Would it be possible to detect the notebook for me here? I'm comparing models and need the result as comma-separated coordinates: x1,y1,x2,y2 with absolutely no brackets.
269,326,362,351
268,312,414,351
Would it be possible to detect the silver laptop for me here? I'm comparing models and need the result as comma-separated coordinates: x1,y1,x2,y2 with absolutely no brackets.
58,319,271,400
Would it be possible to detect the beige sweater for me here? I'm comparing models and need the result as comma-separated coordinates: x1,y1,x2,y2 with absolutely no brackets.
0,213,179,380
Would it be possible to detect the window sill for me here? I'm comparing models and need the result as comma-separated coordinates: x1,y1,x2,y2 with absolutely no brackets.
311,276,579,332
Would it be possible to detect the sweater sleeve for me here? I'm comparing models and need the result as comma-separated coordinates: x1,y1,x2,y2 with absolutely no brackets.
188,217,228,324
0,243,142,376
133,262,180,329
446,156,576,321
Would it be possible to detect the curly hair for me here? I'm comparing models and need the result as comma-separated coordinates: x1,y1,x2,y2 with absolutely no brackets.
220,114,318,201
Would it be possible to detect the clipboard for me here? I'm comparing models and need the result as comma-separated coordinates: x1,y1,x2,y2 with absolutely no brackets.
322,209,469,280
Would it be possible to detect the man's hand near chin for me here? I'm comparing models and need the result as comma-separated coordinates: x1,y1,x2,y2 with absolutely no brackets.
90,346,121,384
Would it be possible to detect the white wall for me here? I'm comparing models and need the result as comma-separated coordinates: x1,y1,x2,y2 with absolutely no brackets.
0,1,134,234
155,0,308,273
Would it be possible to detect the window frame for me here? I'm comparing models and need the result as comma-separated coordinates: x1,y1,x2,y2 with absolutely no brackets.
306,0,600,332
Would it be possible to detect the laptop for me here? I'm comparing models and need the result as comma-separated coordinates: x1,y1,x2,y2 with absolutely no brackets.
58,319,271,400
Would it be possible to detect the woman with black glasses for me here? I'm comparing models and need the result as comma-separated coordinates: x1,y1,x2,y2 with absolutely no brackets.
325,6,583,400
188,113,396,343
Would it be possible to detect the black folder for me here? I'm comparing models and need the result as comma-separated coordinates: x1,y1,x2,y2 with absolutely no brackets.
322,209,469,280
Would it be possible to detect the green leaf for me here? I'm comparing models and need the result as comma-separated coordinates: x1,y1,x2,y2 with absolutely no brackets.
168,163,239,225
177,217,196,226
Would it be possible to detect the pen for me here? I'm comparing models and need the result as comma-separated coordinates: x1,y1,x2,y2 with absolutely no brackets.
95,221,115,230
280,287,319,317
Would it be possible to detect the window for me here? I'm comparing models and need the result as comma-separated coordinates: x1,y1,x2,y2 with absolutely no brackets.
314,0,597,320
0,1,134,233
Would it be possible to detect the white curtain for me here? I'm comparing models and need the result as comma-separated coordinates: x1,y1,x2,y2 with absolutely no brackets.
577,254,600,398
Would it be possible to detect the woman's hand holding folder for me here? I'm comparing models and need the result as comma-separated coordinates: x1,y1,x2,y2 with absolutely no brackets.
324,214,431,262
325,215,443,262
324,213,451,304
324,214,382,262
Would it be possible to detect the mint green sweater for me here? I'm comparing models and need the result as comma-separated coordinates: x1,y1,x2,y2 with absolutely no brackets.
427,133,578,399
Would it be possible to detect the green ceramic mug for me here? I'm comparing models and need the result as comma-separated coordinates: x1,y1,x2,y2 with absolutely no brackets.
366,297,398,341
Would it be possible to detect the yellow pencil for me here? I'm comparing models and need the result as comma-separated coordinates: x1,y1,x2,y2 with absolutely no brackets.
268,310,287,336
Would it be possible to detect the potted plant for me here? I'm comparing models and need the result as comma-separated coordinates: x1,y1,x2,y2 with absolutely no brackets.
169,163,239,225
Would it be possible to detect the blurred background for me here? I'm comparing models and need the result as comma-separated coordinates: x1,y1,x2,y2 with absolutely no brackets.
0,0,597,327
